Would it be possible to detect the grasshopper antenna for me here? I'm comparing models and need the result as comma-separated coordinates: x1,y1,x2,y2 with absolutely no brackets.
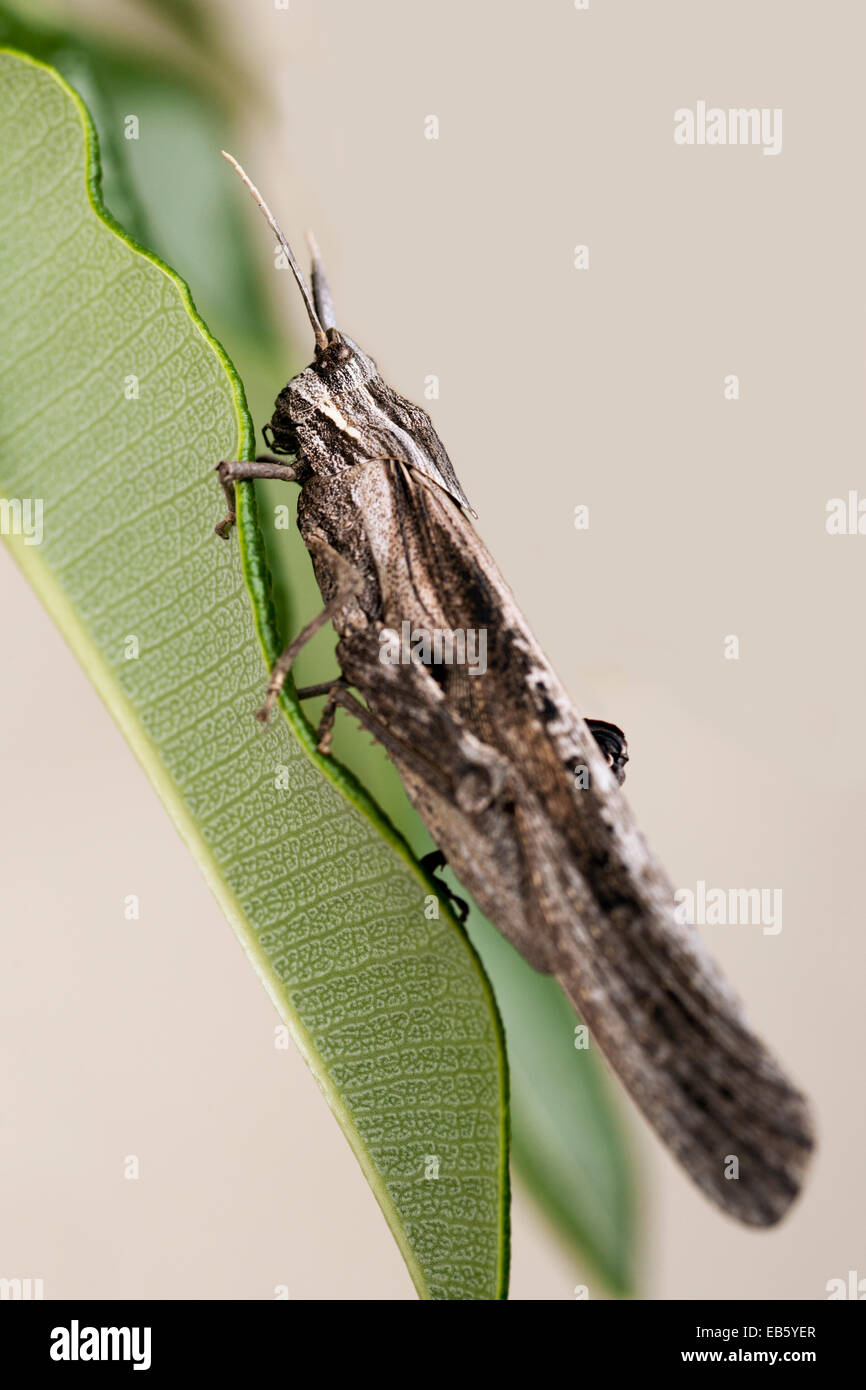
221,151,329,351
306,229,337,331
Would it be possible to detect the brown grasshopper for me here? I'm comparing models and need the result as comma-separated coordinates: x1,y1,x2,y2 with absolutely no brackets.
215,153,813,1226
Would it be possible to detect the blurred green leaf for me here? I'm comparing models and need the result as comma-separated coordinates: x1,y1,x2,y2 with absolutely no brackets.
0,0,275,353
466,919,636,1296
134,0,212,46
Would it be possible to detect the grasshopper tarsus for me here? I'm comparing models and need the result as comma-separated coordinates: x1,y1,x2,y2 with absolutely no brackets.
316,707,337,755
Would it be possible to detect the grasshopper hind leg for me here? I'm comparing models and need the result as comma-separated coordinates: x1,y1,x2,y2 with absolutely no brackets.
419,849,471,924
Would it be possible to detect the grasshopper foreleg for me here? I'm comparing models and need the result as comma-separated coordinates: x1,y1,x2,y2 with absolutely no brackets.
214,455,300,538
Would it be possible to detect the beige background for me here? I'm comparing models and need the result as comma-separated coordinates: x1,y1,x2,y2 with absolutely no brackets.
2,0,864,1298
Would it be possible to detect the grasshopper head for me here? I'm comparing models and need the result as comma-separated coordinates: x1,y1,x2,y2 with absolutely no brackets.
222,153,375,458
222,153,473,511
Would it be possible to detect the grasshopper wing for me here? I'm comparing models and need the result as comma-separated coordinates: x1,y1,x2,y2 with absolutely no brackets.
337,462,814,1225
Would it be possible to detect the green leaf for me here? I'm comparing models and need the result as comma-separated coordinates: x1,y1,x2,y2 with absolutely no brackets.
0,0,638,1292
0,49,508,1301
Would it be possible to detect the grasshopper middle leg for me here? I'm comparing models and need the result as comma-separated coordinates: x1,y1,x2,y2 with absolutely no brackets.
255,540,364,724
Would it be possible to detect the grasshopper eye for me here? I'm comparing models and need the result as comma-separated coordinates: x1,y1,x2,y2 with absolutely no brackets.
262,420,298,455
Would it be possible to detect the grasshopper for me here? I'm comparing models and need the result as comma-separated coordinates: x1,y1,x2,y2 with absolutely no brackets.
215,154,813,1226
